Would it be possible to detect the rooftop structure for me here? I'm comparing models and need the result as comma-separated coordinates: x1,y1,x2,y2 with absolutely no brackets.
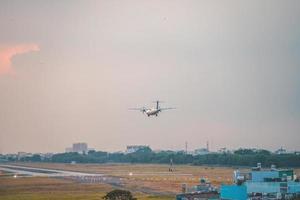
233,163,294,183
176,178,219,200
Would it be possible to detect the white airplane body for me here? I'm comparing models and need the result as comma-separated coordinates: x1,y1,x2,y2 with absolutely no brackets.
130,101,175,117
144,108,160,116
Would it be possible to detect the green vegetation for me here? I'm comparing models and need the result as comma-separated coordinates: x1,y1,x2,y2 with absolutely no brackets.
103,190,136,200
2,148,300,167
192,152,300,167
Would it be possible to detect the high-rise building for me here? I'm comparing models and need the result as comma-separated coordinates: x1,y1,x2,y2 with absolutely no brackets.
72,143,88,154
65,143,88,154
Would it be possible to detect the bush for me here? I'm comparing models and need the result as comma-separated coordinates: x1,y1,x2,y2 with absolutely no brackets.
103,190,136,200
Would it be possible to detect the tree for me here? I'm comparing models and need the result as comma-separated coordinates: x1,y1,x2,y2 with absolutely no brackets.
31,154,42,162
103,190,136,200
234,148,256,155
135,146,152,153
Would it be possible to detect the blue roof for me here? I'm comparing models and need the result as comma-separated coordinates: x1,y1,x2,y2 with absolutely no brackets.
220,185,247,200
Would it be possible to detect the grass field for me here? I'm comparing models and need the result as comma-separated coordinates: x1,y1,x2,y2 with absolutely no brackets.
1,163,299,200
0,175,173,200
0,176,111,200
11,163,235,193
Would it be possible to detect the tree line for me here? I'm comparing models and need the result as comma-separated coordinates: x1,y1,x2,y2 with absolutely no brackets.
2,148,300,168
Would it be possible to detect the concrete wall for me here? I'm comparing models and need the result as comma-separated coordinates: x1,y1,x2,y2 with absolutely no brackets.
245,182,281,193
251,171,279,182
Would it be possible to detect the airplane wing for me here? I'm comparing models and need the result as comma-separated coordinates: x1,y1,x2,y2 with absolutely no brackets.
129,107,146,112
160,107,176,111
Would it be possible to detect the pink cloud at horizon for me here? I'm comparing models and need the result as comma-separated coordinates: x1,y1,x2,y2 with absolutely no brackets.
0,44,39,75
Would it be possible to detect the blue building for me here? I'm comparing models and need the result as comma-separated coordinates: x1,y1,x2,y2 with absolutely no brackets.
220,185,247,200
220,164,300,199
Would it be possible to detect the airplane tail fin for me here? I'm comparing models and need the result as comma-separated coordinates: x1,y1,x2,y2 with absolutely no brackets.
152,100,163,109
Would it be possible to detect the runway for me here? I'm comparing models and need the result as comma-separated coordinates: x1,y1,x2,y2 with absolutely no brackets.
0,164,104,177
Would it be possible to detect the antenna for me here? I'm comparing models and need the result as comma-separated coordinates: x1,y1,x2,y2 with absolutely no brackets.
185,141,188,154
206,141,209,152
169,158,174,172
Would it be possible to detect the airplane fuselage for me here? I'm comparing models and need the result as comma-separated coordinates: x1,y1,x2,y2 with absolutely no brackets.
145,108,160,116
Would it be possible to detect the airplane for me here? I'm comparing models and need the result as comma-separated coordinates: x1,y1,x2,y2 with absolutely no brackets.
130,101,175,117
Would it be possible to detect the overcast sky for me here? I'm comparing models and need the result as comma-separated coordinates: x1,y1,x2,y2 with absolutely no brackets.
0,0,299,154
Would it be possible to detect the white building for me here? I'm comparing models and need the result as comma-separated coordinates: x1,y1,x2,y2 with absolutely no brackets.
65,143,88,154
275,147,287,154
193,148,210,155
17,152,32,160
126,145,149,154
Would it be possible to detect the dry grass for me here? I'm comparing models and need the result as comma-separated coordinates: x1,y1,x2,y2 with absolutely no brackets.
1,163,299,200
0,176,172,200
116,165,234,193
0,176,112,194
10,163,235,193
0,176,112,200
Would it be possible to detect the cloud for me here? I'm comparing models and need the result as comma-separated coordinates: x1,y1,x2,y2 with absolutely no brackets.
0,44,39,75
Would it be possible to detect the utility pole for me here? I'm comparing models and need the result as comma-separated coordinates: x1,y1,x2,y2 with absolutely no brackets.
206,141,209,152
169,158,174,172
185,141,188,154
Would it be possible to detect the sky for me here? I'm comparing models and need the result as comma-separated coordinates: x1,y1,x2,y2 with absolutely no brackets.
0,0,299,154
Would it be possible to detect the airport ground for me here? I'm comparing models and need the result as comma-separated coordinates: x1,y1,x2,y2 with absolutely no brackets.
0,163,299,200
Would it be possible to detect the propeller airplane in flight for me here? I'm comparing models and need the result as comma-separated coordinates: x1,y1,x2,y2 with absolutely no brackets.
130,101,175,117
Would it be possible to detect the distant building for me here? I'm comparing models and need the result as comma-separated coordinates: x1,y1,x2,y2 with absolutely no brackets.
40,153,53,160
218,147,231,154
17,152,32,160
275,147,287,154
65,143,88,154
193,148,209,155
73,143,88,153
6,154,17,160
126,145,149,154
